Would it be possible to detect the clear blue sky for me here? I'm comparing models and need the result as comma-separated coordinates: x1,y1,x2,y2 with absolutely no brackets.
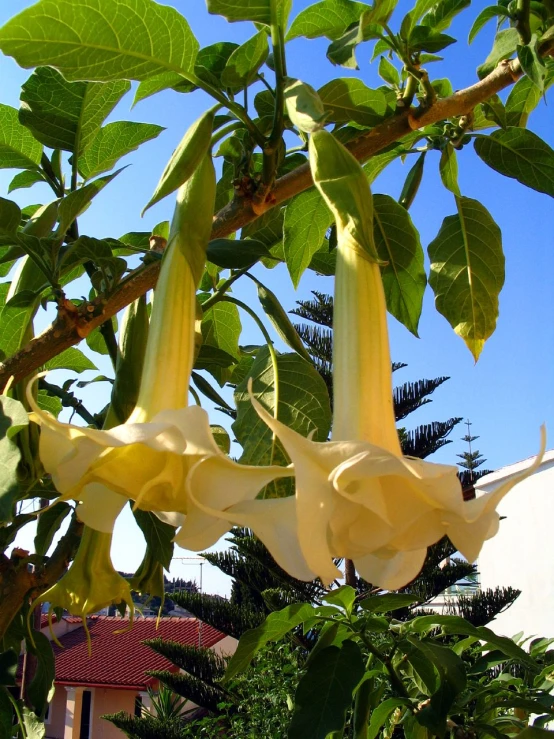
1,0,553,596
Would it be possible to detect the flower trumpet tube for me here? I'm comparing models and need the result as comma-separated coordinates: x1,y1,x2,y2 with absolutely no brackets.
27,152,292,539
31,525,134,655
207,130,545,590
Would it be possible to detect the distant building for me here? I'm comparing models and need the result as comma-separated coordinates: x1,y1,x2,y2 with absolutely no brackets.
20,615,236,739
476,448,554,638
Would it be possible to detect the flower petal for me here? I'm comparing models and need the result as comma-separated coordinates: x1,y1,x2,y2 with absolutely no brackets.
355,547,427,590
76,484,127,533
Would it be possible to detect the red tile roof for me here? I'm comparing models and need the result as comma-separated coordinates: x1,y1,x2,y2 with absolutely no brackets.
52,616,225,690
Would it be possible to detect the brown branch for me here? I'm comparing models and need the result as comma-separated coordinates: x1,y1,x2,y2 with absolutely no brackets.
1,50,550,390
0,514,83,639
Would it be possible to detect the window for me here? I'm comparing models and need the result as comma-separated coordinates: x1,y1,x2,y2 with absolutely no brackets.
79,690,92,739
134,695,143,718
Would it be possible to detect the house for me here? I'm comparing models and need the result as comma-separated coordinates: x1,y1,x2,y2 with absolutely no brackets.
476,448,554,639
35,615,236,739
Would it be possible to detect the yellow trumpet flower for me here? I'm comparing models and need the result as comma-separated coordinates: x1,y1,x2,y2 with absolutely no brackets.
28,154,292,541
187,131,545,590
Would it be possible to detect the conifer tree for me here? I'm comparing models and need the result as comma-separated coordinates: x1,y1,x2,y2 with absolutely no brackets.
457,419,493,489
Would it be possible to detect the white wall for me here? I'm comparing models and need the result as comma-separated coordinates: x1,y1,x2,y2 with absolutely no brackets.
476,451,554,639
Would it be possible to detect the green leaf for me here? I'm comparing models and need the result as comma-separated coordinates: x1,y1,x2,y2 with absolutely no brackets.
308,238,337,275
439,142,461,196
359,593,418,612
61,236,127,292
287,0,370,41
27,631,55,717
19,67,130,154
85,317,117,356
326,17,383,68
0,290,41,361
0,197,21,235
191,372,234,412
318,78,389,126
401,0,441,37
468,6,512,44
133,508,175,570
379,55,400,86
0,396,28,524
57,170,123,237
0,649,18,685
201,301,241,385
283,188,333,287
367,697,411,739
207,0,292,25
0,0,199,82
0,103,42,170
0,689,15,736
133,42,238,104
323,585,356,613
221,31,269,89
284,78,327,133
506,75,543,127
409,614,538,669
224,603,316,681
233,347,331,497
254,278,313,362
37,389,63,418
421,0,470,32
363,136,421,183
289,641,365,739
408,27,456,53
207,238,270,268
478,28,519,78
408,638,466,735
428,196,504,360
78,121,163,180
373,194,426,336
474,127,554,198
44,347,97,373
517,40,545,92
242,206,285,248
8,170,46,193
34,502,72,557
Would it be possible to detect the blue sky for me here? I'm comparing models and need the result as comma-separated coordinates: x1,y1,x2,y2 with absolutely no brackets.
1,0,553,595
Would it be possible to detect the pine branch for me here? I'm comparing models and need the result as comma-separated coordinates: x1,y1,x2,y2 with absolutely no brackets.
142,639,226,684
453,586,521,627
394,377,451,421
402,418,463,459
145,670,227,713
103,711,184,739
1,53,547,389
291,292,334,327
170,591,263,640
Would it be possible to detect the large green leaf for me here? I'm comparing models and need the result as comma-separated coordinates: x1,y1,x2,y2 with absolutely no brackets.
233,347,331,498
474,127,554,198
505,69,554,127
27,632,55,717
221,31,269,90
0,103,42,170
207,0,291,25
428,197,504,359
373,194,426,336
477,28,519,78
34,502,72,557
133,508,175,570
19,67,130,154
0,396,29,524
224,603,316,681
0,0,199,82
367,698,412,739
57,170,123,237
289,641,366,739
78,121,164,180
318,79,389,126
468,6,511,44
201,301,242,385
133,41,238,105
8,170,47,193
0,198,21,235
286,0,370,42
420,0,470,32
44,347,97,373
283,188,332,287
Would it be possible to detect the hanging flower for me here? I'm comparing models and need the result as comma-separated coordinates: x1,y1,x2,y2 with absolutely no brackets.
33,523,134,655
28,153,292,540
182,131,546,590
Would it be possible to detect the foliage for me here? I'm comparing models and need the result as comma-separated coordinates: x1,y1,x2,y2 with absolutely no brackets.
0,0,552,734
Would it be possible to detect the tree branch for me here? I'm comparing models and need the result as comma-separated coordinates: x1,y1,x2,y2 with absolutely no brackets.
1,48,552,390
